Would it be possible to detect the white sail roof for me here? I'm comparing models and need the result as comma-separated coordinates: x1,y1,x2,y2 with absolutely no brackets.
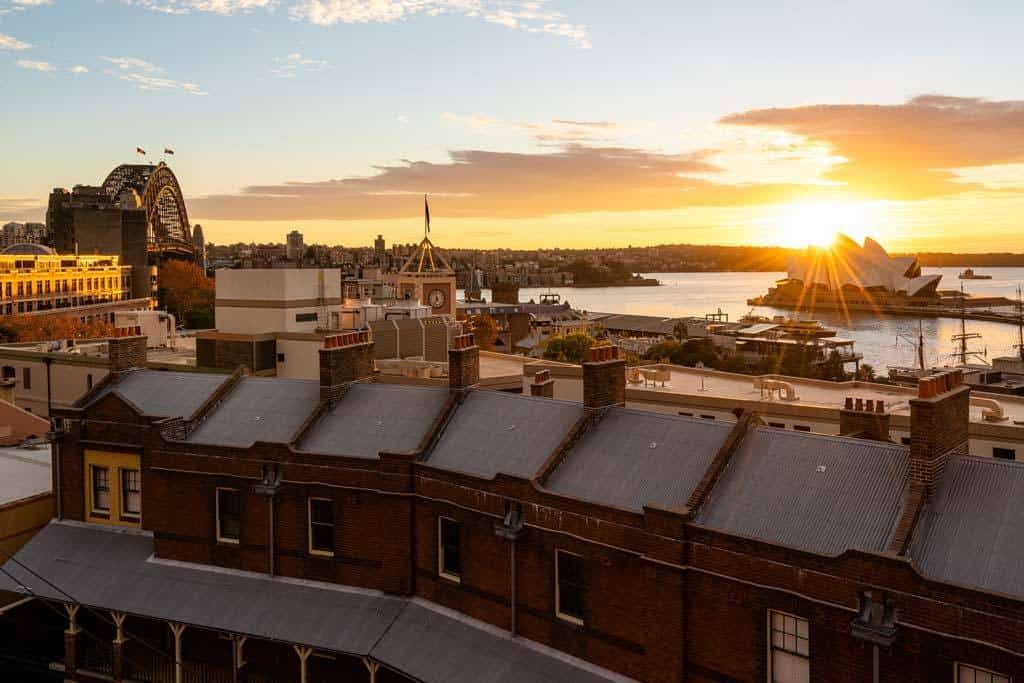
786,234,941,297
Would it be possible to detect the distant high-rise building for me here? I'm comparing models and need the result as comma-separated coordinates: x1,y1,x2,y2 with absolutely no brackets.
286,230,305,261
192,224,206,271
1,222,49,248
374,234,385,261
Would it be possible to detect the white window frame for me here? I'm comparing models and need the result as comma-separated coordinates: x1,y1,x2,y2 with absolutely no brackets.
767,609,809,683
554,549,585,626
215,487,241,545
956,663,1011,683
437,516,462,583
307,497,335,557
90,465,111,515
120,468,141,519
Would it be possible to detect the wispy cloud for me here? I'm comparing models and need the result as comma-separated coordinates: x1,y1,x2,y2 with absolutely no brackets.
101,56,207,94
16,58,56,72
290,1,590,47
0,33,32,50
121,0,277,15
69,65,89,74
125,0,590,47
269,52,329,77
0,196,46,222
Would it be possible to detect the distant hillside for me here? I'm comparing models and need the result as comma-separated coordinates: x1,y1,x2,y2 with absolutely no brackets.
908,253,1024,267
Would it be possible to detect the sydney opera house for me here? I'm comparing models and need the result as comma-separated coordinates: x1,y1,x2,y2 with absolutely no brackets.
753,234,943,310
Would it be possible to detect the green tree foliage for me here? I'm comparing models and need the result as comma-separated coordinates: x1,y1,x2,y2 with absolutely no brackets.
465,314,499,351
543,334,596,364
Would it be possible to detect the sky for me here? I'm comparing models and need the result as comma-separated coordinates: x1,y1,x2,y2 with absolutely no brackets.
2,1,1024,252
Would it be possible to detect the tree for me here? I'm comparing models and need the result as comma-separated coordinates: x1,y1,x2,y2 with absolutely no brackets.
543,334,595,364
672,321,689,340
158,260,215,329
0,315,115,342
465,314,499,351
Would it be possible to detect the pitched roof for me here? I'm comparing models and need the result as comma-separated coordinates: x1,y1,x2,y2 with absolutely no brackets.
92,370,229,418
911,456,1024,600
697,428,909,555
0,523,628,683
298,384,449,459
545,408,732,512
186,377,320,447
427,391,583,479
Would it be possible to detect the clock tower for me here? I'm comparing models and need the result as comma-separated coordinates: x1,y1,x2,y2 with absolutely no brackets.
387,234,456,317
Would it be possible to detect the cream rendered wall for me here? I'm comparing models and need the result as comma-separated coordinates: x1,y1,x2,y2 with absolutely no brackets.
0,359,107,416
215,269,343,335
274,338,323,380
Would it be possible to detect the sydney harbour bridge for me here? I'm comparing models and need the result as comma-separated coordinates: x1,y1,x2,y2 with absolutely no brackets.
100,162,195,258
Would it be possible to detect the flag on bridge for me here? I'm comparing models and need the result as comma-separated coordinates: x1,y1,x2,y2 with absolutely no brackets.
424,194,431,236
164,148,174,155
136,147,146,156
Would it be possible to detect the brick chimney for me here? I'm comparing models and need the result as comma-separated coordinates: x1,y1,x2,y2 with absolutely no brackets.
839,396,891,441
491,282,519,305
108,327,147,374
909,370,969,494
319,330,375,401
448,334,479,390
583,345,625,409
530,369,555,398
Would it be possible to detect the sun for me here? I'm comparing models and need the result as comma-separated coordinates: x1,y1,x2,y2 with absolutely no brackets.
771,200,880,248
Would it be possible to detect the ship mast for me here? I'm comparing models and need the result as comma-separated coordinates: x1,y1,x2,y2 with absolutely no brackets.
951,281,984,365
1016,284,1024,361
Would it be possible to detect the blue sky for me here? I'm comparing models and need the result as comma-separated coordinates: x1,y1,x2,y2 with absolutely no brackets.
3,1,1024,249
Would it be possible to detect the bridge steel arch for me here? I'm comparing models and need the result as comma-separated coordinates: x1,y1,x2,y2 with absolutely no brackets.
102,163,194,258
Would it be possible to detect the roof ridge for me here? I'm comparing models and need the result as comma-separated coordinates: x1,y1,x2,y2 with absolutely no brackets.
749,424,910,453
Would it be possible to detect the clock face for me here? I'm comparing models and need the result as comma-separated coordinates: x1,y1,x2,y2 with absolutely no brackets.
428,288,447,308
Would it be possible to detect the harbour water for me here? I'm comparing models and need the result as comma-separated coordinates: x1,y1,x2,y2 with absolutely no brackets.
501,267,1024,371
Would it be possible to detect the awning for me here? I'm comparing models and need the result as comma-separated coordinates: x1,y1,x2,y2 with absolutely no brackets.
0,522,631,683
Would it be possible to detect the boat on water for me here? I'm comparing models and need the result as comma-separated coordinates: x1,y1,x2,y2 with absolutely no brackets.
739,314,837,338
959,268,993,280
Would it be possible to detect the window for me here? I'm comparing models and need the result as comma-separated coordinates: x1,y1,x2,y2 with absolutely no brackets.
438,517,462,581
277,353,286,363
768,422,786,429
308,498,335,556
295,312,318,323
216,488,241,543
956,664,1009,683
700,414,716,420
555,550,585,624
793,425,811,432
22,367,30,389
900,436,912,445
120,469,141,517
768,610,809,683
993,447,1016,461
91,466,111,513
678,411,693,417
1,366,14,380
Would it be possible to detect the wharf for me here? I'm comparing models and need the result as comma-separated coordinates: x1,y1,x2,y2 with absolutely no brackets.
746,294,1020,325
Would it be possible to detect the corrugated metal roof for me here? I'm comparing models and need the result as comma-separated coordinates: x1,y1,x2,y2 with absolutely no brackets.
697,428,909,555
372,602,627,683
298,384,449,459
186,377,320,447
911,456,1024,600
95,370,229,418
0,444,51,506
545,408,732,512
427,391,583,479
0,523,627,683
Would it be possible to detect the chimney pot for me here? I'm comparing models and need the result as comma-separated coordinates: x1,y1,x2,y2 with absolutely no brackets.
865,399,874,412
855,398,864,411
845,397,854,409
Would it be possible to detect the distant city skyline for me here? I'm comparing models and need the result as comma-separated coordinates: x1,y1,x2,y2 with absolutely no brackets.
3,1,1024,252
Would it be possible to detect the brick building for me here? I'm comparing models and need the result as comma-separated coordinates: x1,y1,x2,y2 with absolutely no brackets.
1,332,1023,683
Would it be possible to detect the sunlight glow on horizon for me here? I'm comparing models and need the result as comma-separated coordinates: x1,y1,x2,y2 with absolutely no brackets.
764,199,888,249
